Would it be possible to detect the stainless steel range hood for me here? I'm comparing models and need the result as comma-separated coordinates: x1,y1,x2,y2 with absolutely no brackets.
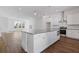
59,11,67,27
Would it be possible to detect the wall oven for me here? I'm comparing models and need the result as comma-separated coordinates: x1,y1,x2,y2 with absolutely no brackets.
60,27,67,35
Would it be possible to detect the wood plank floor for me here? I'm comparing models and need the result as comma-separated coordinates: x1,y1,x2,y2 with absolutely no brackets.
42,36,79,53
0,32,79,53
0,32,25,53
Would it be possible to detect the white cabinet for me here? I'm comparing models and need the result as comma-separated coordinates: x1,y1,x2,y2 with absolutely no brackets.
67,14,79,24
34,33,47,53
21,32,33,53
66,30,79,39
47,32,54,46
47,31,59,46
21,32,27,52
22,31,60,53
27,33,33,53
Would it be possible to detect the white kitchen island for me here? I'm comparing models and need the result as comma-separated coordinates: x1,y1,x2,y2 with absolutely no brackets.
21,29,60,53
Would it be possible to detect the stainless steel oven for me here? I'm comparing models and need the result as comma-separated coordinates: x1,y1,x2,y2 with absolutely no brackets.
60,27,67,35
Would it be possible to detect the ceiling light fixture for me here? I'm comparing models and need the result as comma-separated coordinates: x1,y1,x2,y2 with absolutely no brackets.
18,8,22,11
56,10,59,12
33,11,37,16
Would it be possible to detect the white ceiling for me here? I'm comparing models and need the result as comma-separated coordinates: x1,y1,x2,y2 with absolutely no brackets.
0,6,78,19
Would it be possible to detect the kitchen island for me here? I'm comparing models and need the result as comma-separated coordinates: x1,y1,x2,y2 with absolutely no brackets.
21,29,60,53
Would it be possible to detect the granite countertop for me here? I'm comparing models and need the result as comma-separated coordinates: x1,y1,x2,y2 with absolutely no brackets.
33,29,59,34
22,28,59,35
8,28,60,35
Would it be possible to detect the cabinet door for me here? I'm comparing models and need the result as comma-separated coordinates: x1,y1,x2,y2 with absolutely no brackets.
73,30,79,39
27,33,33,53
47,32,54,45
21,32,27,52
67,14,79,24
66,30,73,38
34,33,47,53
47,31,57,46
66,30,79,39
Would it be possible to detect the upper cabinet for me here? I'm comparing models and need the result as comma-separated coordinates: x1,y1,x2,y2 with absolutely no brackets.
52,15,61,25
65,8,79,25
42,14,61,30
67,13,79,24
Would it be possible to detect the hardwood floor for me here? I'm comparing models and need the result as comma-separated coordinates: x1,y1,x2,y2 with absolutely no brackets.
42,36,79,53
0,32,79,53
0,32,25,53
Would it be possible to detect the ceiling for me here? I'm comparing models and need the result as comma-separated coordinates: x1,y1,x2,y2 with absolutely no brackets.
0,6,78,19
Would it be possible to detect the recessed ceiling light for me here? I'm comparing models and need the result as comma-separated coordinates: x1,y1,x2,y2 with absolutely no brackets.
34,12,37,16
56,10,59,12
18,8,22,11
33,10,37,16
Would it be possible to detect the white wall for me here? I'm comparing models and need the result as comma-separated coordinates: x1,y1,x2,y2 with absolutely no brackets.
0,15,42,34
0,16,8,32
0,16,8,37
5,13,62,33
0,16,36,33
7,17,35,33
34,16,42,31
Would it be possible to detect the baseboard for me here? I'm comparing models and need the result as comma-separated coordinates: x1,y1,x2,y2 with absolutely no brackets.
62,36,79,41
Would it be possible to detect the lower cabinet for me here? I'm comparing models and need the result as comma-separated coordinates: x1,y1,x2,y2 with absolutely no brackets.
27,33,33,53
47,31,57,46
21,32,27,51
66,30,79,39
33,31,60,53
34,33,47,53
47,32,53,46
21,32,33,53
22,31,60,53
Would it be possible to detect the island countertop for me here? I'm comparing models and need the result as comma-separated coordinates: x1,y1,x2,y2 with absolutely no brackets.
21,28,60,35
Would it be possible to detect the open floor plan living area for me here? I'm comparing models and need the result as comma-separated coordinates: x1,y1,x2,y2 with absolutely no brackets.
0,6,79,53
